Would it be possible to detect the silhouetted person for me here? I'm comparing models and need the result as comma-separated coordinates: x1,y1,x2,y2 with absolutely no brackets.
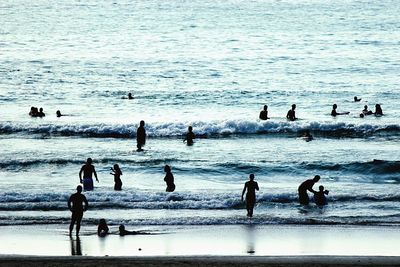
29,107,39,117
314,185,329,207
183,126,195,145
68,185,88,236
374,104,383,116
303,130,313,142
164,165,175,192
128,93,134,99
241,174,259,217
79,158,99,191
259,105,270,120
110,164,123,191
331,104,349,116
136,120,146,151
97,218,109,237
362,105,373,115
56,110,63,117
298,175,320,205
119,224,139,236
38,107,45,117
354,96,361,102
286,104,296,121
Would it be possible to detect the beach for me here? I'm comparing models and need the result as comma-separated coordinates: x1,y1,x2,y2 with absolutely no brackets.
1,0,400,264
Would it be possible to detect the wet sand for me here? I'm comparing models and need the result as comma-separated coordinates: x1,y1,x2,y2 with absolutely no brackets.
1,255,400,267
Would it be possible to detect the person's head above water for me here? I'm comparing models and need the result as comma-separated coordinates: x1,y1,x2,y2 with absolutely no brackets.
313,175,321,182
249,173,255,180
164,164,171,173
263,105,268,111
364,105,368,109
188,126,193,132
86,158,92,164
76,185,82,193
56,110,61,117
119,224,125,231
140,120,145,127
291,104,296,110
332,104,337,109
319,185,324,191
99,218,106,225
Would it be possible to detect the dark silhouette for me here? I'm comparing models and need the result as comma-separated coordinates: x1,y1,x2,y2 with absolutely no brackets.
128,93,134,99
79,158,99,191
298,175,320,205
374,104,383,116
303,130,313,142
119,224,139,236
314,185,329,207
68,185,88,236
38,107,45,117
29,107,39,117
97,218,109,237
354,96,362,102
110,164,123,191
183,126,195,145
136,120,146,151
362,105,373,116
259,105,270,120
286,104,297,121
164,165,175,192
241,174,259,217
56,110,63,117
331,104,349,116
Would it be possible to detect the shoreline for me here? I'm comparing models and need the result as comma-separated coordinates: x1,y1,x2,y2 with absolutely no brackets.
1,255,400,267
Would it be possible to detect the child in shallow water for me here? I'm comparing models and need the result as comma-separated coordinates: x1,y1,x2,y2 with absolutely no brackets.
110,164,123,191
97,218,109,236
313,185,329,207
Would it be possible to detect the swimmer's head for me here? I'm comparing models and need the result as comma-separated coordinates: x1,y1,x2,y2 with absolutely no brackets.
249,173,255,180
140,120,145,127
264,105,268,110
313,175,321,182
164,164,171,173
188,126,193,132
86,158,92,164
333,104,337,109
76,185,83,193
292,104,296,110
360,113,364,118
319,185,324,191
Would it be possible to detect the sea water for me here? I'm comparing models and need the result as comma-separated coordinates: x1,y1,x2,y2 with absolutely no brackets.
0,0,399,227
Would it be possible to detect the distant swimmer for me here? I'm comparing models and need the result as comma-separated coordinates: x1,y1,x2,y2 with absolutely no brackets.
303,130,313,142
136,120,146,151
286,104,297,121
259,105,270,120
97,218,109,237
38,107,45,117
56,110,63,117
374,104,383,116
119,224,142,236
354,96,362,102
164,165,175,192
241,174,259,217
298,175,320,205
362,105,373,116
331,104,349,116
183,126,195,145
110,164,123,191
122,93,134,99
79,158,99,191
29,106,39,117
313,185,329,207
68,185,88,236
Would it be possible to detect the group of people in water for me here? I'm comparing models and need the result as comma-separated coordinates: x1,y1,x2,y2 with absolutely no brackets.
28,106,46,117
259,96,384,121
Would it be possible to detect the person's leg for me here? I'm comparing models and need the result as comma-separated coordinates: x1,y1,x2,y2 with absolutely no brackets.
75,212,83,236
69,213,77,235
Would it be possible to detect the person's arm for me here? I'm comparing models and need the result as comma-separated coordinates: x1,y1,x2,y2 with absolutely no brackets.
79,167,83,183
93,166,99,182
255,182,259,191
308,186,317,194
68,196,72,211
286,111,290,119
241,184,247,201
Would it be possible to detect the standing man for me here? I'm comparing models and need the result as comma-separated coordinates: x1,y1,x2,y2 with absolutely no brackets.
286,104,297,121
241,174,259,217
79,158,98,191
68,185,88,236
136,120,146,151
183,126,195,145
298,175,320,205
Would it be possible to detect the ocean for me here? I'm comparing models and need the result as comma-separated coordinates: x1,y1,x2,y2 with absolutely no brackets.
0,0,399,228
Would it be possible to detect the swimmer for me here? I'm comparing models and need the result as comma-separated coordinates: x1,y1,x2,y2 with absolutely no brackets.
164,165,175,192
354,96,362,102
374,104,383,116
241,174,259,217
79,158,99,191
313,185,329,207
362,105,373,116
331,104,349,116
286,104,297,121
110,164,123,191
38,107,45,117
259,105,270,120
97,219,109,236
298,175,320,205
183,126,195,145
136,120,146,151
303,130,313,142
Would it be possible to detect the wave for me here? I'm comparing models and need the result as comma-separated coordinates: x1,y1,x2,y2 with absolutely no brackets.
1,190,400,211
0,120,399,138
